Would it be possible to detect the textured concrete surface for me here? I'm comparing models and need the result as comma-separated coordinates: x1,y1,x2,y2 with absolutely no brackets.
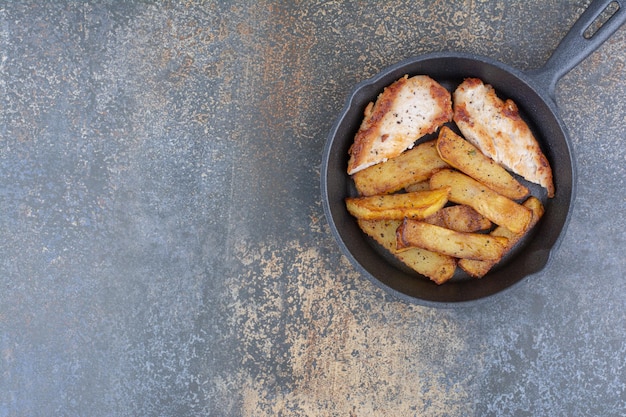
0,1,624,416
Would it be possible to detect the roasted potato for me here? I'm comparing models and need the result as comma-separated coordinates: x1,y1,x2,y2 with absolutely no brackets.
397,219,508,261
423,204,492,233
430,169,532,234
345,188,449,221
404,180,431,193
352,139,449,196
459,196,545,278
436,126,529,200
357,219,456,284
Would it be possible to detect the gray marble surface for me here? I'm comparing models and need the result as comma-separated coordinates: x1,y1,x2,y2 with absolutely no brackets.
0,1,624,416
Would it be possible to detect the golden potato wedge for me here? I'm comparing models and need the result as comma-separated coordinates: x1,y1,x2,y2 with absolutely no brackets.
404,180,430,193
345,188,449,220
352,139,450,196
397,219,508,261
357,219,456,284
459,196,545,278
430,169,532,234
423,204,492,233
436,126,529,200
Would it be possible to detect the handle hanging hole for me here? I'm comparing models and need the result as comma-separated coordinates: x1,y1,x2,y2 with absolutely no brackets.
583,1,621,39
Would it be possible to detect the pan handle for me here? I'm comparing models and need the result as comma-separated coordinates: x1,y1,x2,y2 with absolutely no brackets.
526,0,626,101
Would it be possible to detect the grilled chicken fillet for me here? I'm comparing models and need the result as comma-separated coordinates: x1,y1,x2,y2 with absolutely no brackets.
453,78,555,198
347,75,452,175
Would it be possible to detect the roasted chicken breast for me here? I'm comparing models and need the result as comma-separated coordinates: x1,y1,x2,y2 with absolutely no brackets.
347,74,452,175
453,78,555,197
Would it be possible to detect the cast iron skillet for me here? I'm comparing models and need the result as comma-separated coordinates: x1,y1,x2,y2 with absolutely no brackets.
321,0,626,306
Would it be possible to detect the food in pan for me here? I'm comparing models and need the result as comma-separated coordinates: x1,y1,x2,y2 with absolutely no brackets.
396,220,509,261
459,196,545,278
422,204,492,233
436,126,529,200
356,219,456,285
352,139,450,196
453,78,555,197
344,74,551,284
347,75,453,175
345,188,449,221
429,169,532,234
404,180,431,193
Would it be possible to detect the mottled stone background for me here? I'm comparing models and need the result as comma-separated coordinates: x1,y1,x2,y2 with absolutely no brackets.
0,1,624,416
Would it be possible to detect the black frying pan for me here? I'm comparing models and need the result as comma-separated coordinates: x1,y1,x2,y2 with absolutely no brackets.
321,0,626,306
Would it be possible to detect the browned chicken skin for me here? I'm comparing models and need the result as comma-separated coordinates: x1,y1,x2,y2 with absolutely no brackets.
453,78,555,198
347,74,452,175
